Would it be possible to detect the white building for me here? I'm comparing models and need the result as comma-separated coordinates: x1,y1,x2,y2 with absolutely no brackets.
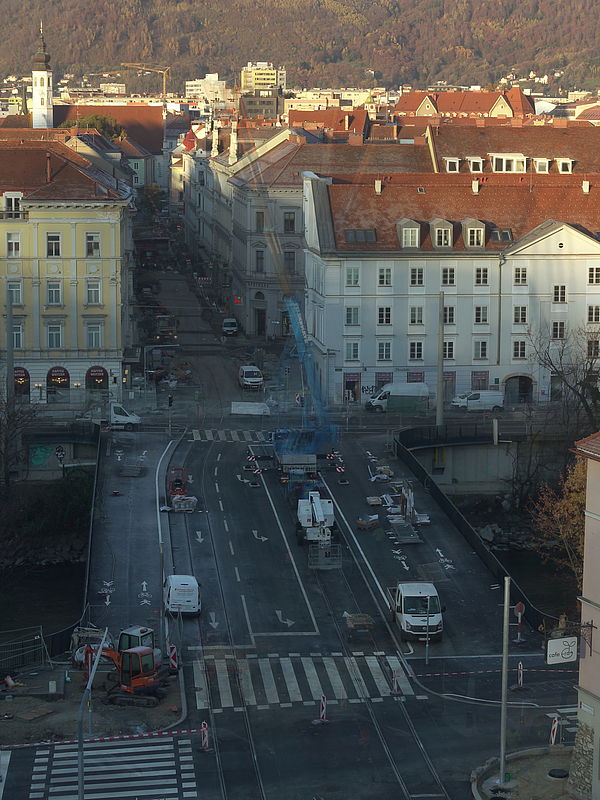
185,73,227,103
31,25,53,129
303,170,600,406
240,62,286,92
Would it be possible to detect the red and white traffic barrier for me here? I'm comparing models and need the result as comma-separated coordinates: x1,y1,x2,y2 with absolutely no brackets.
391,671,402,696
517,661,524,688
1,729,203,750
549,716,559,745
320,694,327,722
201,721,209,750
168,644,178,673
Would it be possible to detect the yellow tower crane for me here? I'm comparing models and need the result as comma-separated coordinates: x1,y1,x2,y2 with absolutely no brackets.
121,63,171,97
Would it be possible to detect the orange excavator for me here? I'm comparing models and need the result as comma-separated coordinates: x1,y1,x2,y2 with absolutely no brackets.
83,643,168,707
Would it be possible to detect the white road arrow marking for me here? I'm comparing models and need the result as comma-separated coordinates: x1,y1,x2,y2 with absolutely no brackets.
141,581,148,592
209,612,219,629
104,595,111,607
236,474,250,483
275,610,295,627
188,473,194,484
252,529,268,542
102,580,114,587
196,530,204,544
140,599,151,606
342,611,351,618
435,548,445,558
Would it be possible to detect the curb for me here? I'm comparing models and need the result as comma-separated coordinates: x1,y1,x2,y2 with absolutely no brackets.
470,744,573,799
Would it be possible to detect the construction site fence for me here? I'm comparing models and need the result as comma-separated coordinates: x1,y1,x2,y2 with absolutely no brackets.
393,437,556,634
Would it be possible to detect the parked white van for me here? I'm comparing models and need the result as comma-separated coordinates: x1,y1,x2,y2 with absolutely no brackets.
365,382,430,414
451,390,504,412
238,365,264,391
163,575,200,615
222,318,238,336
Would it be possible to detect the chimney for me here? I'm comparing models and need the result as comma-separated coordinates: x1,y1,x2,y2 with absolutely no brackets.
344,114,349,131
471,179,479,194
228,119,238,165
46,152,51,183
375,179,382,195
583,180,590,194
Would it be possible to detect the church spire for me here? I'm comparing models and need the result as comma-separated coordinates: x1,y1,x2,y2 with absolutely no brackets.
33,21,51,70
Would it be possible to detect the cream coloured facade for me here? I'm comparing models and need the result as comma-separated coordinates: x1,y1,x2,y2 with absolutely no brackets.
0,144,134,405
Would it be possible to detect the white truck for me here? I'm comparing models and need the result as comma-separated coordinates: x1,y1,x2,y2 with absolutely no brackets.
81,401,141,431
296,490,335,545
386,581,444,641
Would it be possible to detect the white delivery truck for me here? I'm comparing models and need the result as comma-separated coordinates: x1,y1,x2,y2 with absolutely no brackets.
365,383,430,414
238,365,264,390
386,581,444,641
451,390,504,412
163,575,201,615
81,401,141,430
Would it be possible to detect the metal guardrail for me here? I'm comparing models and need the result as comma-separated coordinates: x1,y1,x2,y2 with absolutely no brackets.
396,421,531,448
393,437,557,633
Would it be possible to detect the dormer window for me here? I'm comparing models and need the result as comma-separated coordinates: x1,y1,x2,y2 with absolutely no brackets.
431,218,453,248
534,158,550,174
490,228,512,242
557,158,573,174
462,218,485,248
491,154,526,173
397,218,420,249
467,157,483,173
444,157,460,173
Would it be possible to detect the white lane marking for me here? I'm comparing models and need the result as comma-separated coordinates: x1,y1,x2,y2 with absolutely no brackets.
252,449,319,634
223,519,229,532
280,658,302,702
215,660,234,707
215,482,220,493
323,657,347,699
193,661,209,709
365,656,391,696
258,659,279,704
234,567,241,582
205,430,214,440
0,750,11,799
192,429,201,440
237,659,256,705
229,540,235,555
301,657,324,699
219,500,224,511
240,594,255,645
217,452,222,461
386,656,414,695
345,657,370,700
213,466,218,477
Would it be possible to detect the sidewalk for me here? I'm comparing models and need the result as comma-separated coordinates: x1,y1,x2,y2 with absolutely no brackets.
472,745,573,799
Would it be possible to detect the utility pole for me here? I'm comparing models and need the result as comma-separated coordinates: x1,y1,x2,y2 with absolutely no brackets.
436,291,444,427
5,286,14,410
78,628,109,800
499,576,511,787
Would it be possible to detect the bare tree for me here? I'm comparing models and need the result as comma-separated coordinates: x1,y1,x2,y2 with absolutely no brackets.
0,397,38,493
528,323,600,433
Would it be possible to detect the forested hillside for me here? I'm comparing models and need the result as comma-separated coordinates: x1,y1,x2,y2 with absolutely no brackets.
3,0,600,90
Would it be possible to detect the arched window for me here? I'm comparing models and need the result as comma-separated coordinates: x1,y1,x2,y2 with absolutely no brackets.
254,291,265,301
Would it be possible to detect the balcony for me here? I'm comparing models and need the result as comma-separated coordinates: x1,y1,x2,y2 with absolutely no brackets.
0,211,29,221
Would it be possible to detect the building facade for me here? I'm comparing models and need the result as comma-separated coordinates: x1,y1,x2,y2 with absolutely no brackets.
240,62,286,92
0,142,134,405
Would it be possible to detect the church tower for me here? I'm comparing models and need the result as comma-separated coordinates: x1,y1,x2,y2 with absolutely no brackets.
31,23,53,128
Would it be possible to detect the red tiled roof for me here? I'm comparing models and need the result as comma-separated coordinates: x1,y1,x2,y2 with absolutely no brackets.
52,105,164,154
325,174,600,252
0,141,123,200
231,140,434,188
574,431,600,460
394,89,536,118
288,109,369,134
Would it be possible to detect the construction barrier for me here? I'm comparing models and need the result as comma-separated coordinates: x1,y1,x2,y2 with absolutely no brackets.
517,661,523,688
549,716,559,745
201,721,209,750
168,644,178,673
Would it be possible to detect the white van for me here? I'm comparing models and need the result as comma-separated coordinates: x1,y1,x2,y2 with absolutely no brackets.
163,575,200,615
238,365,264,391
451,390,504,412
365,382,430,414
222,318,238,336
387,581,444,641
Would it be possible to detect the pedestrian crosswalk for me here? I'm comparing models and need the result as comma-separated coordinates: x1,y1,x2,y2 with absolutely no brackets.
193,652,413,712
28,735,197,800
189,429,268,443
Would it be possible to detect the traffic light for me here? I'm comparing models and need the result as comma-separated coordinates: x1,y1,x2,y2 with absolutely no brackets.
233,295,242,305
168,394,173,407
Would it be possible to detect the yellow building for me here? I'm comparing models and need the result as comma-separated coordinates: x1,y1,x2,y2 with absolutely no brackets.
0,139,134,405
240,61,286,92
